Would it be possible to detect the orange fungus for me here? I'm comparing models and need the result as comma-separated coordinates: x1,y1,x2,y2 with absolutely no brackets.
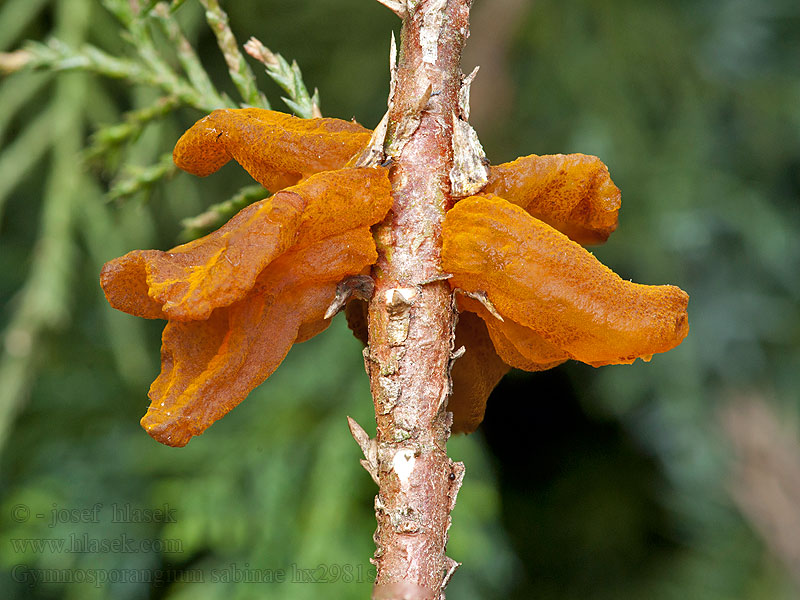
482,153,621,245
141,230,378,447
100,108,688,445
173,108,372,192
443,196,689,367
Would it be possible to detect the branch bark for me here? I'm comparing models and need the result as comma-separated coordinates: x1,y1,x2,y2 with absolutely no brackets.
365,1,473,598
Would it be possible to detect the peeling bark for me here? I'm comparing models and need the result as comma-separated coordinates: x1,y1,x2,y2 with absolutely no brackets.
365,1,473,598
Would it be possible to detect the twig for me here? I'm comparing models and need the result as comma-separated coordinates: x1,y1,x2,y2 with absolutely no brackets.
179,184,265,240
0,50,32,73
366,0,473,597
19,38,219,111
86,95,181,160
244,36,320,118
721,397,800,589
199,0,268,108
152,2,224,106
108,152,176,200
0,0,91,451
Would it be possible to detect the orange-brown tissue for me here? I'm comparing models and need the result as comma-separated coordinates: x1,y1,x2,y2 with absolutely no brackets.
141,230,378,447
442,195,689,431
482,153,621,245
101,107,688,445
173,108,371,192
101,109,390,446
101,167,391,321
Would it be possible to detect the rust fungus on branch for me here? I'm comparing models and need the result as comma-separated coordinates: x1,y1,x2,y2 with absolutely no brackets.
95,2,690,595
100,104,688,446
101,109,390,446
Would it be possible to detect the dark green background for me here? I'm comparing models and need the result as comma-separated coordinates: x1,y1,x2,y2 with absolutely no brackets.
1,0,799,598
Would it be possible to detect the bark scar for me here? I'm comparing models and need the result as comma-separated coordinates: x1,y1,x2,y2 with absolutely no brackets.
385,287,419,346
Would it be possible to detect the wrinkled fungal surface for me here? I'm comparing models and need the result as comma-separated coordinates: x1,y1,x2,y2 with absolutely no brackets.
483,153,621,245
101,167,391,321
173,108,372,191
100,108,689,445
141,230,377,447
443,196,689,367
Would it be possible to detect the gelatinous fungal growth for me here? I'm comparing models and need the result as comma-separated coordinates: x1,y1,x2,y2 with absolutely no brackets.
173,108,372,191
482,153,621,245
443,195,689,366
100,107,688,445
140,230,378,447
448,310,511,434
101,109,390,446
442,195,689,431
101,168,391,321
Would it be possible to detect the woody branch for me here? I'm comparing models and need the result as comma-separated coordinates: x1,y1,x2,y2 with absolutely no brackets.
363,0,473,598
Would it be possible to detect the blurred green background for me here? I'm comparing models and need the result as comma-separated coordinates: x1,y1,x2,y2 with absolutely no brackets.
1,0,799,598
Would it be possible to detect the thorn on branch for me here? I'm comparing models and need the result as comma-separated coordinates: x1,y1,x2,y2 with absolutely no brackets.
458,66,480,121
375,0,407,19
354,110,390,167
442,556,462,590
324,275,375,319
416,273,453,286
353,31,398,167
450,110,490,197
347,416,379,485
454,289,503,321
389,31,398,100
